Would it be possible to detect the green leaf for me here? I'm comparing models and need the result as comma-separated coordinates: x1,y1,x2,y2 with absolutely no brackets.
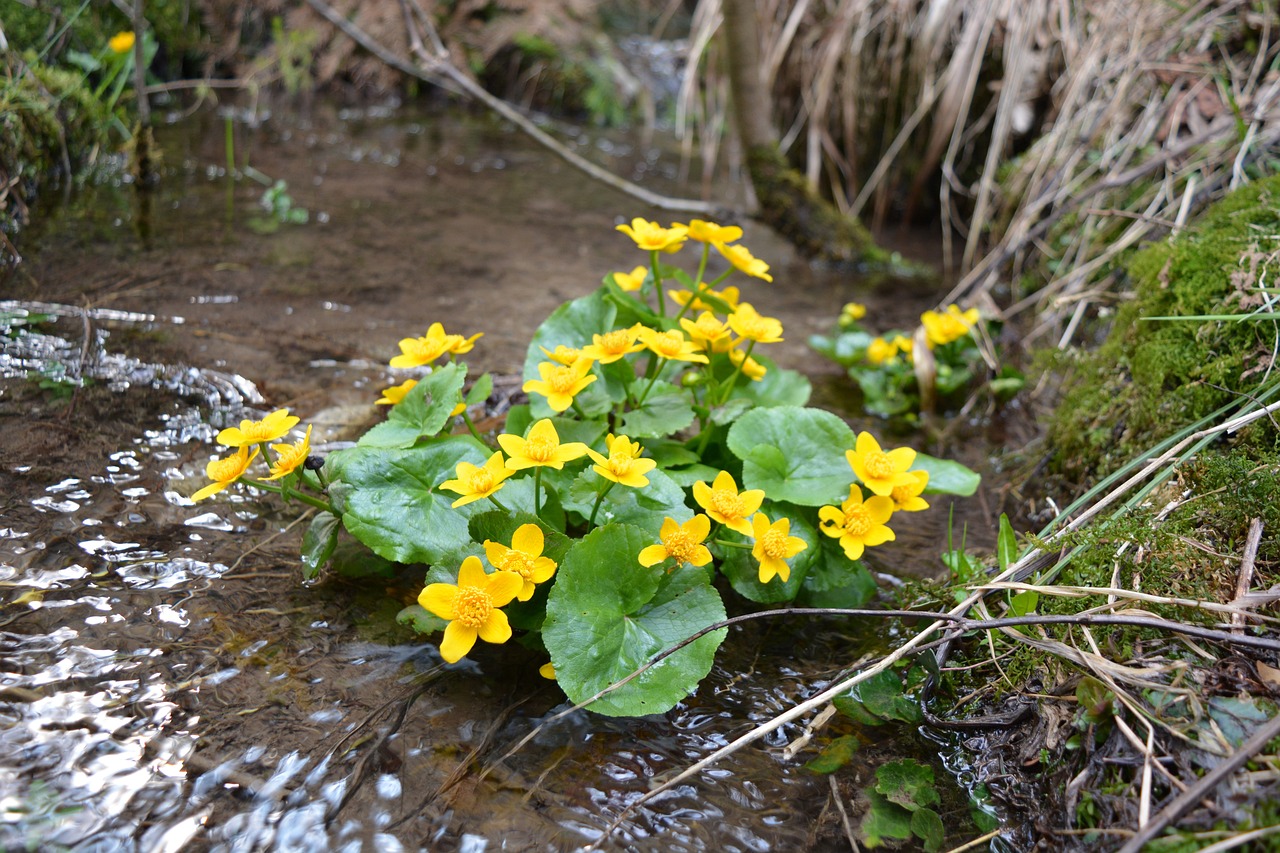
875,759,939,811
621,381,695,438
465,373,494,407
732,357,812,408
833,670,921,725
913,453,981,496
718,505,819,604
911,808,946,852
708,397,754,426
643,440,700,468
328,541,397,579
397,603,447,636
861,791,914,847
301,511,340,579
524,290,617,419
543,523,727,716
997,513,1017,572
359,363,467,448
803,734,859,774
564,468,691,535
664,463,723,489
727,406,855,506
468,511,572,565
1009,589,1039,616
1076,676,1115,723
503,404,533,439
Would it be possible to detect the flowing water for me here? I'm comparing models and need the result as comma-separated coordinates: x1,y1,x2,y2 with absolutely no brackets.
0,101,1011,851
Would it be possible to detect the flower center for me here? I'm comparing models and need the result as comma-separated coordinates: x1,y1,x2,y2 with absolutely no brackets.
842,504,872,536
709,489,744,520
210,455,245,481
601,329,631,353
548,366,579,394
468,468,494,493
863,451,897,480
663,529,698,563
607,452,634,476
526,436,557,462
890,484,913,505
759,528,790,559
453,587,494,629
498,551,535,579
656,331,683,357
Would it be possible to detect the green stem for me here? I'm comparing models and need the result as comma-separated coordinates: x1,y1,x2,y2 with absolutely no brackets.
461,410,490,446
588,480,617,526
635,359,667,408
651,250,665,316
534,466,542,517
713,538,753,550
244,478,333,513
488,493,511,513
672,245,712,324
718,340,757,406
571,398,588,420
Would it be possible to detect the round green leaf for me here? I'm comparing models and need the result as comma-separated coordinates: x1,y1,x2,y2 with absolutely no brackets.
543,523,726,716
732,356,811,408
620,381,695,439
359,362,467,448
564,468,691,536
727,406,855,506
912,452,981,496
301,511,340,580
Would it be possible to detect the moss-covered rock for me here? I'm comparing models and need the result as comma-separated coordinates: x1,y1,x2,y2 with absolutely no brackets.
1049,175,1280,479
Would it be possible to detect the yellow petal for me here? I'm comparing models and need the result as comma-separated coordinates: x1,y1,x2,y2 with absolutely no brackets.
456,555,488,588
419,583,458,619
638,544,668,567
484,570,525,607
439,621,478,663
511,523,544,557
477,608,513,644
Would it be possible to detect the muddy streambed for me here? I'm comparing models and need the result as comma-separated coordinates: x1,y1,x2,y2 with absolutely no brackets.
1,103,1010,851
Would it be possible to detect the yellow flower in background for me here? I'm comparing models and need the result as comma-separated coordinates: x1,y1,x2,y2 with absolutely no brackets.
890,469,931,512
890,334,914,363
523,357,597,413
540,344,584,366
418,556,522,663
693,470,765,536
839,302,867,327
728,303,784,344
109,31,136,54
265,425,312,480
921,304,980,347
192,446,259,501
728,345,768,381
439,451,514,507
216,408,300,447
866,337,897,365
448,331,484,355
587,434,656,488
498,418,588,470
616,218,688,253
389,323,459,368
714,242,772,281
612,266,649,292
847,431,917,497
680,312,733,353
670,285,741,314
580,324,644,364
638,514,713,568
638,327,709,364
376,379,417,405
750,513,807,583
818,485,896,560
677,219,743,244
484,523,557,601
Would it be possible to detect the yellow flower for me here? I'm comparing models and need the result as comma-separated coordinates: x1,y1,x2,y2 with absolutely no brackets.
498,419,589,470
638,326,709,363
818,485,896,560
109,31,136,54
540,344,584,366
866,337,897,365
680,311,733,353
728,303,784,344
670,285,741,314
389,323,459,368
449,331,484,355
216,408,300,447
751,513,807,583
846,432,918,497
580,324,644,364
714,242,773,281
676,219,743,244
523,357,597,413
265,425,312,480
192,446,259,501
483,523,557,601
638,514,713,567
612,266,649,292
616,218,688,253
419,556,523,663
439,451,515,507
376,379,417,405
728,345,767,380
891,334,914,363
920,304,980,347
693,470,765,536
586,434,656,488
890,469,930,512
839,302,867,326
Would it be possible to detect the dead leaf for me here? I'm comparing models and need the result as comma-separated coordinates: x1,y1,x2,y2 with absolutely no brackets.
1257,661,1280,688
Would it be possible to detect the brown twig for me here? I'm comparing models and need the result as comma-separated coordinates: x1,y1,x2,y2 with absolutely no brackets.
1231,518,1265,634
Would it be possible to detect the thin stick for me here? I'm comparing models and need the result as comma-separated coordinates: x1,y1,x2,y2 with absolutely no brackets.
1231,518,1264,634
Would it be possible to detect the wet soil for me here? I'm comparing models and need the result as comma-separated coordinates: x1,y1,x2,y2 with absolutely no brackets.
1,102,1013,851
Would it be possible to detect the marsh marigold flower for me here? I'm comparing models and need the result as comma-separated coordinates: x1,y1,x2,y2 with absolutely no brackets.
680,312,733,353
616,218,688,253
216,408,300,447
839,302,867,327
439,451,514,507
612,266,648,292
751,513,807,583
192,446,259,501
728,303,784,344
890,469,930,512
390,323,471,368
587,434,656,488
693,470,764,536
499,419,588,470
265,425,312,480
540,344,584,366
715,242,772,281
865,337,897,365
728,345,767,381
109,31,136,54
920,304,980,347
419,556,522,663
677,219,743,244
638,514,713,568
818,485,896,560
580,324,644,364
484,523,557,601
638,327,709,364
670,285,741,314
523,358,597,413
847,431,917,497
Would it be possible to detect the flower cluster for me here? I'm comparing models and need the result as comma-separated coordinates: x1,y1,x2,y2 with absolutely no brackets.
192,408,323,505
819,432,930,559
